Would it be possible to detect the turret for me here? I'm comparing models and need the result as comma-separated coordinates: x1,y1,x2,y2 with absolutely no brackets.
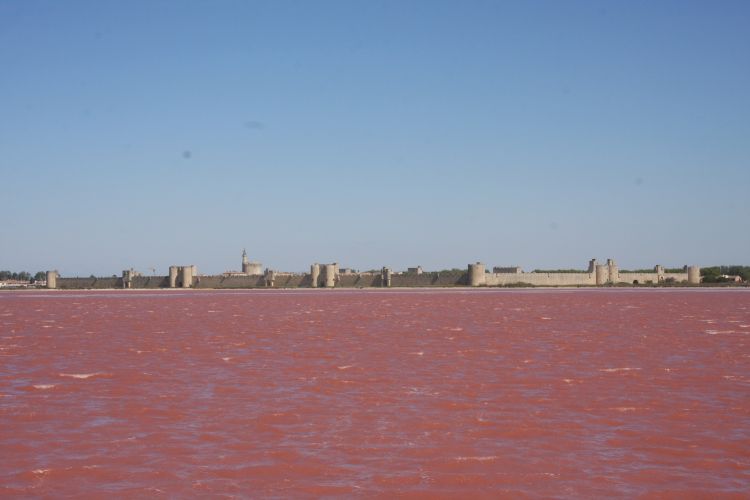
595,265,608,285
46,270,58,289
587,259,598,273
468,262,486,286
655,265,665,282
122,269,134,289
180,266,194,288
607,259,618,283
381,267,392,287
310,263,320,288
324,264,336,288
687,266,701,285
169,266,178,288
242,249,250,273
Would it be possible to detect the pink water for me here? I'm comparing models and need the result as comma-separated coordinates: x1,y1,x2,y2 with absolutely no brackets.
1,289,748,497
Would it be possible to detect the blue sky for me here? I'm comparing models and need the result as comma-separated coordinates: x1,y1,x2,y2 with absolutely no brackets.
1,0,748,275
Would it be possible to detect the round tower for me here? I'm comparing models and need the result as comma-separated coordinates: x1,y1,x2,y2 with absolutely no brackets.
687,266,701,285
324,264,336,288
381,267,392,287
180,266,193,288
122,269,133,289
310,263,320,288
46,270,58,289
595,265,609,285
468,262,486,287
169,266,178,288
607,259,619,284
587,259,598,273
265,269,276,287
241,249,250,274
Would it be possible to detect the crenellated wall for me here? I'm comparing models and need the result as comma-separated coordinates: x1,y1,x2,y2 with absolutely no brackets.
131,276,170,288
47,260,699,289
57,277,121,289
390,271,467,287
618,272,688,284
486,272,595,287
192,275,266,289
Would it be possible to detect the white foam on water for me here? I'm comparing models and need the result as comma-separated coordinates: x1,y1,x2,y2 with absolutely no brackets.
32,469,50,475
540,317,552,320
33,384,55,390
410,351,424,356
58,372,103,379
222,357,231,362
455,456,498,462
600,367,641,372
705,330,735,335
337,365,353,370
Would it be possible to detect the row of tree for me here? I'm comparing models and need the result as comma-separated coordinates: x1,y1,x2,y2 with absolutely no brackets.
701,266,750,283
0,271,47,282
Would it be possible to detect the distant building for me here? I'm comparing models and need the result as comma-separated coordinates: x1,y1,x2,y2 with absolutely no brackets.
493,266,522,274
0,279,33,288
720,275,743,283
224,249,263,276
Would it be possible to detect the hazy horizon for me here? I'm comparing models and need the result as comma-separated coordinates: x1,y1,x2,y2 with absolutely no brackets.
2,1,748,276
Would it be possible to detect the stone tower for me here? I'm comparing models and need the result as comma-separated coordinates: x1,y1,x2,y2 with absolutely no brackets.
242,249,250,274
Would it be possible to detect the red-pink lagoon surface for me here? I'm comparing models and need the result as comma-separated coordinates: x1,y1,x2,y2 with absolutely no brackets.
1,289,748,497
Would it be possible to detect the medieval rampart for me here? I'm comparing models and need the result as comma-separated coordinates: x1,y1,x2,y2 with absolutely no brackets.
46,256,701,289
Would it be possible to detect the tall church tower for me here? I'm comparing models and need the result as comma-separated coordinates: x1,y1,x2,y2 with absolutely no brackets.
242,249,250,274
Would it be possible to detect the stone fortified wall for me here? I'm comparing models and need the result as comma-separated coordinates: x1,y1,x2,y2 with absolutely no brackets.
46,259,701,289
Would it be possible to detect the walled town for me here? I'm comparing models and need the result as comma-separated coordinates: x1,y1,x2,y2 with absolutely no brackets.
42,250,702,289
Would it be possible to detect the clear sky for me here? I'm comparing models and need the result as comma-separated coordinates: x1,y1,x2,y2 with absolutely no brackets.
1,0,748,276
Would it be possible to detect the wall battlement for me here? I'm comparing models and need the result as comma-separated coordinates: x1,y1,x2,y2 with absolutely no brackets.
47,254,701,290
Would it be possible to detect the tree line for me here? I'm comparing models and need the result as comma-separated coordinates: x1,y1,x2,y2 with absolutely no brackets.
701,266,750,283
0,271,47,282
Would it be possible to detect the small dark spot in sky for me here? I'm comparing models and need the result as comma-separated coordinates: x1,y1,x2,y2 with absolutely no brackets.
635,177,644,186
182,150,192,159
244,120,264,130
549,222,559,230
